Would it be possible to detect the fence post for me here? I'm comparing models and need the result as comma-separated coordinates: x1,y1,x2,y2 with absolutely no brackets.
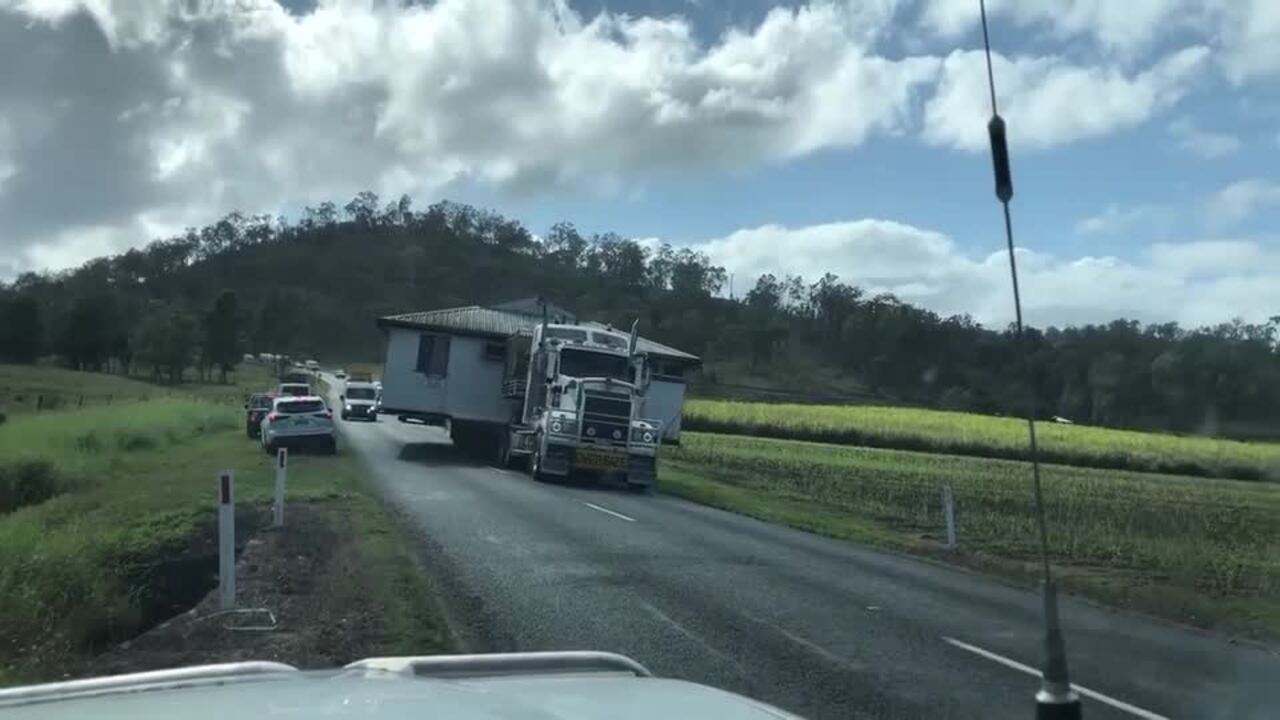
78,395,84,408
942,485,957,550
217,470,236,610
36,395,43,410
273,448,287,528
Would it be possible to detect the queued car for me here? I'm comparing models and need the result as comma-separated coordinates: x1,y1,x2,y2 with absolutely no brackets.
260,396,336,455
244,393,274,438
277,382,311,397
334,369,347,380
339,382,379,421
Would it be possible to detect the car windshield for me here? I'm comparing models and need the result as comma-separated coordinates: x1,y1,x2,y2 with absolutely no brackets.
277,400,324,414
558,348,631,382
6,3,1278,719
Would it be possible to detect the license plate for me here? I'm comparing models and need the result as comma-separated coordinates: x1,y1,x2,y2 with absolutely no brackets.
295,418,310,425
576,448,627,470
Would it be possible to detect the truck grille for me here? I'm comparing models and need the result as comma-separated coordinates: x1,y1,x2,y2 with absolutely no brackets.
582,392,631,446
584,393,630,419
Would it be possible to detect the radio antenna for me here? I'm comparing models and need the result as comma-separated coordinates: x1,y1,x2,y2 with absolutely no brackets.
976,2,1081,717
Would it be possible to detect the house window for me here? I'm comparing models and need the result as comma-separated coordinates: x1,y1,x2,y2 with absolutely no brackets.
483,342,505,361
415,334,451,377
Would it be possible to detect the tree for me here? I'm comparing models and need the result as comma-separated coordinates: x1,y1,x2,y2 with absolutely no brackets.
0,297,42,363
204,291,242,383
134,308,199,383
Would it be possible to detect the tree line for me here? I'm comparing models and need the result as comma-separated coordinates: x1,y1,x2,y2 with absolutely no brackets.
1,192,1277,436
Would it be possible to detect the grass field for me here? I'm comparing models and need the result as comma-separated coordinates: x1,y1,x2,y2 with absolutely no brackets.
0,366,164,415
684,399,1280,482
0,364,447,684
664,432,1280,638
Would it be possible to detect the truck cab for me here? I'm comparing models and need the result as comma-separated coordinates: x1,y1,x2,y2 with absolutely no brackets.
504,323,662,491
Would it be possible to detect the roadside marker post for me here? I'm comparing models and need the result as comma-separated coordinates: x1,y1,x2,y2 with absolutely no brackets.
942,485,957,550
273,448,287,528
218,470,236,610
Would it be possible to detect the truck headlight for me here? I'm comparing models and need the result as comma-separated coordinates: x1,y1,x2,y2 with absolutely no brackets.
549,419,577,436
631,428,657,444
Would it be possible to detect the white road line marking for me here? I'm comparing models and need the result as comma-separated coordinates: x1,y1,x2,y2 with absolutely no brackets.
582,502,636,522
741,611,864,672
640,601,743,672
941,636,1168,720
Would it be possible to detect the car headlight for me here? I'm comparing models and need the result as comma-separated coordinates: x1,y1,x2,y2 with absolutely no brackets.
344,404,352,411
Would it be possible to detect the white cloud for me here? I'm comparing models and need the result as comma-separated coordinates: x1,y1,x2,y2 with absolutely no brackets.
1075,203,1176,236
1168,118,1240,158
1205,179,1280,228
1214,0,1280,83
0,0,949,274
694,219,1280,327
920,0,1194,57
921,0,1280,82
0,0,1257,278
922,46,1208,151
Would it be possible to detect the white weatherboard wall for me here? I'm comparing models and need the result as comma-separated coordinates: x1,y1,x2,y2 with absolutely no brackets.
644,379,686,442
381,328,509,424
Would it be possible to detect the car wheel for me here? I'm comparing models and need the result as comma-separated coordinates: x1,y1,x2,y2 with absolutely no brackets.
263,440,276,456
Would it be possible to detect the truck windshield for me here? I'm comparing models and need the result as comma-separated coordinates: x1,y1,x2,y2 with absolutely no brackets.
559,348,630,382
346,388,376,400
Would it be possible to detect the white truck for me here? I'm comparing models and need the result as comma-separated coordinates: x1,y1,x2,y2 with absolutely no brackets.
377,302,696,491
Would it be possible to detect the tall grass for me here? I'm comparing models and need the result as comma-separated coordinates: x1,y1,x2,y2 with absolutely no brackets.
668,432,1280,633
0,397,344,679
684,399,1280,481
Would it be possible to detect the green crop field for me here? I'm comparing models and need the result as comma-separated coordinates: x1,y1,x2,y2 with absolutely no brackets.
665,432,1280,638
683,398,1280,482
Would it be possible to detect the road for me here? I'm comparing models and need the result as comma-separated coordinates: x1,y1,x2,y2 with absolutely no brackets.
322,376,1276,719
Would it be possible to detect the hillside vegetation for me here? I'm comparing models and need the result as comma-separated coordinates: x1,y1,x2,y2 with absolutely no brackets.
1,193,1278,438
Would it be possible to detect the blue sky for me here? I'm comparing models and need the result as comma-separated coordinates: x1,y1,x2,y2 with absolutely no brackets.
2,0,1279,327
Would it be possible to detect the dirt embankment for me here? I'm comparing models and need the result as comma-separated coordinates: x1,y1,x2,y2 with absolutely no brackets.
87,500,450,677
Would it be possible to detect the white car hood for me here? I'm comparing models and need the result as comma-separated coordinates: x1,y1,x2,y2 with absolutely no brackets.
4,673,797,720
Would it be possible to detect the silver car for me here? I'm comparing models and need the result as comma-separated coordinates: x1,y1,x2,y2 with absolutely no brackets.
260,396,336,455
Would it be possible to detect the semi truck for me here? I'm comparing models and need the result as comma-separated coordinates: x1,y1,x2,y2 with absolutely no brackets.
377,301,693,492
496,321,661,490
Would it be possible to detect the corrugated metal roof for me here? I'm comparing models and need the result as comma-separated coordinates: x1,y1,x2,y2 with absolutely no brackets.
379,306,532,337
378,303,699,363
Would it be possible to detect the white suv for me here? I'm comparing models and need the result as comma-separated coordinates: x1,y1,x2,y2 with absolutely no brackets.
260,396,336,455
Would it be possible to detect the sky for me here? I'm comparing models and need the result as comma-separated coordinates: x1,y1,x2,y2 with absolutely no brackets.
1,0,1278,329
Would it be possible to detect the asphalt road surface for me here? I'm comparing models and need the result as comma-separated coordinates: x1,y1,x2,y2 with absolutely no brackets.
323,376,1277,720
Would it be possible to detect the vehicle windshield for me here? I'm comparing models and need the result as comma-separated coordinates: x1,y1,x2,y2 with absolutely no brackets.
277,400,324,414
558,348,631,383
5,3,1277,719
